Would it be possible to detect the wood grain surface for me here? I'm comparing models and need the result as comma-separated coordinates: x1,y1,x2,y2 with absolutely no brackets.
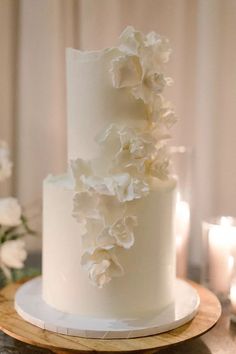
0,280,221,353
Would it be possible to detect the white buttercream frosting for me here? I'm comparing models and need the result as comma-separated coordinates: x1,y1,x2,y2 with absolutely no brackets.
43,25,178,314
67,26,177,287
42,174,176,317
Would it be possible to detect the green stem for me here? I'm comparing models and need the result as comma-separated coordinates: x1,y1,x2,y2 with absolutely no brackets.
21,215,37,236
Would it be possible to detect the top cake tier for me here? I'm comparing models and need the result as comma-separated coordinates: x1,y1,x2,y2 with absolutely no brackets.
66,48,146,161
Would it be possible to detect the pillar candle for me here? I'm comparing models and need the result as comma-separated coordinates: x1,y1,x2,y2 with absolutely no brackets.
208,217,236,296
230,278,236,322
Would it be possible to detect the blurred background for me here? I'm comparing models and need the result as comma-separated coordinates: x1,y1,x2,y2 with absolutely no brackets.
0,0,236,269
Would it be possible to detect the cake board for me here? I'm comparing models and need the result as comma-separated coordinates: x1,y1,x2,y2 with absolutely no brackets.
0,278,221,353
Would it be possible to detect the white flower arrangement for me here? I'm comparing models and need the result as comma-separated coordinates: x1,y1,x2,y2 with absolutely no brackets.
0,239,27,279
0,198,22,226
0,141,35,283
71,27,177,287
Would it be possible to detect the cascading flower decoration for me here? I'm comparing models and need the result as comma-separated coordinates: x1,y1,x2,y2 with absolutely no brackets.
71,26,177,288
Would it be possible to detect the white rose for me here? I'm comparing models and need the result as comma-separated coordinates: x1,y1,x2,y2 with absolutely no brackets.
0,239,27,269
0,198,22,226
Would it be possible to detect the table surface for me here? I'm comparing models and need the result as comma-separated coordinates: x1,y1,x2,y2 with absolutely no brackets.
0,300,235,354
0,259,235,354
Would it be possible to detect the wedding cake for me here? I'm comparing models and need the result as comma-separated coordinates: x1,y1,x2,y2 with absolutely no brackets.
42,26,177,319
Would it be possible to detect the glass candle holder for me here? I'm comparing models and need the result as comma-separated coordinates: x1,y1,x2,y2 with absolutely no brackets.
171,146,192,278
202,216,236,301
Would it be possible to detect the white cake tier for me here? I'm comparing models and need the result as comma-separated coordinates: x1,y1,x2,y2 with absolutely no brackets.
66,48,146,161
42,174,177,318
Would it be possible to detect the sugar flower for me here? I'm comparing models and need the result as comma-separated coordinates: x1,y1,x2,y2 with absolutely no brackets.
97,215,137,250
72,191,102,224
81,248,124,288
70,158,92,191
97,124,157,174
119,26,144,55
148,147,170,180
132,73,173,104
142,31,172,69
72,191,126,225
110,55,142,89
111,26,173,104
119,26,172,67
80,214,137,254
147,95,177,128
80,173,149,202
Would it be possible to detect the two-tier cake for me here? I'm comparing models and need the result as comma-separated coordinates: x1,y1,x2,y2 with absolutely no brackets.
15,27,200,339
43,26,177,318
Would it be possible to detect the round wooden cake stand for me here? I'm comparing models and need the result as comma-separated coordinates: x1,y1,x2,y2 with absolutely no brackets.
0,280,221,354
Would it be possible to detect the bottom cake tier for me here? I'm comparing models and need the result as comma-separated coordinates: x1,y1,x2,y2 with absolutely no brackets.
42,174,177,319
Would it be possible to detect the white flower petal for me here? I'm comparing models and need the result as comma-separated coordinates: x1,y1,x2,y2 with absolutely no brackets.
89,260,111,288
119,26,144,54
101,196,127,225
72,192,101,223
132,83,151,104
148,96,177,129
144,33,172,66
81,248,124,288
149,147,170,180
95,124,119,145
81,175,115,196
0,198,22,227
0,240,27,269
110,55,142,88
96,227,116,250
81,219,104,251
126,178,149,201
144,73,167,94
70,159,93,191
109,216,137,249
